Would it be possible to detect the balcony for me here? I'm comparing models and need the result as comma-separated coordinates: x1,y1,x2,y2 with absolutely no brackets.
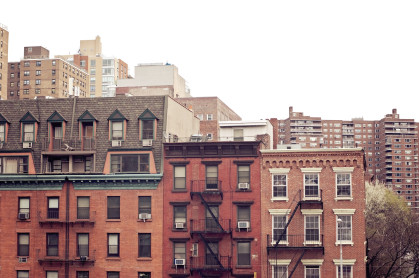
42,137,96,152
190,219,232,234
190,256,232,272
267,234,324,253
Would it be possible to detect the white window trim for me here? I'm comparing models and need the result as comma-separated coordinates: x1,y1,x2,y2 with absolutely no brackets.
271,214,288,245
332,167,354,173
303,172,320,201
335,172,353,201
333,209,356,215
334,213,354,246
301,168,322,173
269,260,290,278
304,214,321,245
270,169,290,201
333,260,356,278
301,259,324,265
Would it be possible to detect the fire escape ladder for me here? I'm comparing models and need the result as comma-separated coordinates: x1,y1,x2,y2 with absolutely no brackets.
198,233,225,269
288,249,307,278
195,192,225,232
273,201,301,249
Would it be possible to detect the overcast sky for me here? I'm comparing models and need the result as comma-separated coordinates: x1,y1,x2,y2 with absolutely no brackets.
1,0,419,121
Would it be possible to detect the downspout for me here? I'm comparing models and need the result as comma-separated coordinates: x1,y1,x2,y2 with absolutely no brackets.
162,95,168,174
65,178,70,278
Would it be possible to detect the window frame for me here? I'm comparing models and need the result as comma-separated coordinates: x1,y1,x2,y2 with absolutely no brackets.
304,173,320,199
77,196,90,219
173,165,186,190
237,205,251,229
111,120,123,140
305,265,320,278
18,233,30,256
173,205,187,229
110,154,150,173
337,215,353,244
47,197,59,219
237,164,250,189
141,119,154,140
107,196,120,220
237,241,251,266
173,242,186,264
272,214,288,244
107,272,120,278
138,196,152,218
138,233,151,258
336,265,353,278
22,123,35,142
304,215,321,244
18,197,30,217
46,233,59,256
77,233,89,257
205,165,218,190
76,271,89,278
17,270,29,278
107,233,120,257
272,174,287,200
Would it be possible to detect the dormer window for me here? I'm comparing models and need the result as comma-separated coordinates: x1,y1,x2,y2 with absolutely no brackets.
47,111,66,151
138,109,158,141
20,112,39,144
0,113,9,143
108,110,127,142
111,121,123,140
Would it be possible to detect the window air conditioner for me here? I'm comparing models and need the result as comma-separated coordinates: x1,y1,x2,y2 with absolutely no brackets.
80,256,88,261
175,259,185,266
139,213,152,220
238,183,249,190
18,212,29,220
18,257,28,263
111,140,122,147
23,142,33,149
238,221,250,229
175,222,185,229
142,139,153,146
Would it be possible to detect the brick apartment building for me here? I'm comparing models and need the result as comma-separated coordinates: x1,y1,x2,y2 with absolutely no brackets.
0,23,8,100
0,96,199,278
273,107,419,213
260,148,366,277
7,46,89,100
162,140,262,277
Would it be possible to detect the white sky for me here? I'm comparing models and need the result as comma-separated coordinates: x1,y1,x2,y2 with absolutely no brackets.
1,0,419,121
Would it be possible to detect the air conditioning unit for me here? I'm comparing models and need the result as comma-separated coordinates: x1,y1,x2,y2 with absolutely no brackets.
18,257,28,263
142,139,153,146
238,221,250,229
175,222,185,229
175,259,185,266
111,140,122,147
18,212,29,220
139,213,152,220
23,142,33,149
80,256,88,261
238,183,249,190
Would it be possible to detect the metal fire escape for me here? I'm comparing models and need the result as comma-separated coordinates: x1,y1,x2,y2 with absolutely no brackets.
190,179,232,276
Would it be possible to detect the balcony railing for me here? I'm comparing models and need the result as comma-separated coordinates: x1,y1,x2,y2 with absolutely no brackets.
42,137,96,151
190,219,232,234
190,256,232,271
267,234,324,249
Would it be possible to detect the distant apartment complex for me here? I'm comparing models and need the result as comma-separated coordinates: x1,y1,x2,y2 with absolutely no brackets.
0,23,8,100
7,46,89,100
272,107,419,212
56,36,128,97
117,63,190,98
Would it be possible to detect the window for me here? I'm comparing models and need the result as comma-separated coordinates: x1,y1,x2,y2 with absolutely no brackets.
23,79,30,85
108,233,119,257
337,215,352,242
23,89,29,94
10,82,14,87
305,266,320,278
138,233,151,257
36,70,41,76
141,120,154,139
77,196,90,219
273,174,287,199
272,215,287,243
19,197,30,217
206,165,218,189
233,128,244,141
173,242,186,264
206,242,219,265
107,196,120,219
17,271,29,278
337,173,351,197
173,205,187,229
46,271,58,278
47,233,59,256
0,123,4,142
273,266,288,278
138,273,151,278
206,206,219,232
110,154,150,173
77,233,89,257
337,265,353,278
36,61,41,66
52,79,56,85
23,123,34,142
18,233,29,256
237,242,251,265
138,196,151,215
305,215,320,243
304,173,319,199
111,121,123,140
107,272,119,278
52,60,56,66
47,197,59,219
174,165,186,190
206,133,213,140
24,61,30,67
207,114,213,120
237,205,250,229
0,156,29,174
238,165,250,188
52,69,56,75
77,272,89,278
35,89,40,94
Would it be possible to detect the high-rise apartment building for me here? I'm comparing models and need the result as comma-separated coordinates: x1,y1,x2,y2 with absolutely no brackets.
56,36,128,98
272,107,419,213
0,23,9,100
7,46,89,99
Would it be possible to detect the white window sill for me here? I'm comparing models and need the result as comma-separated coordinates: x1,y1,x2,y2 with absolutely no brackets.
302,197,321,201
304,241,322,246
334,197,353,201
271,241,288,246
271,197,289,202
335,241,354,246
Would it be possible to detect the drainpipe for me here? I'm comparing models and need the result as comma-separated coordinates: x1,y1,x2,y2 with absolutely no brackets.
65,178,70,278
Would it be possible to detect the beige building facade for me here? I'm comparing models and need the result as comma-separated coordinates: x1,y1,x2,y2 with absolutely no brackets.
0,23,9,100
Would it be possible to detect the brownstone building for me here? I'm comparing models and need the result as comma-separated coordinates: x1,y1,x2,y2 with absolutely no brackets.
162,140,262,277
0,23,9,100
273,107,419,213
0,96,199,278
7,46,89,99
260,148,366,277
